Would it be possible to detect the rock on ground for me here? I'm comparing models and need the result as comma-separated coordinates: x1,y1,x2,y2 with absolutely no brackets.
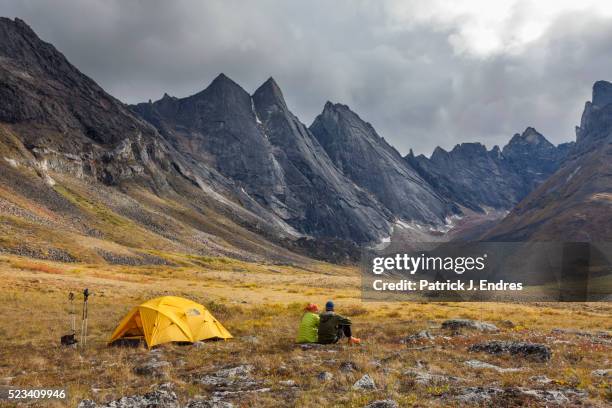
591,369,611,377
403,369,461,385
77,383,179,408
456,387,503,403
363,400,399,408
133,358,171,377
317,371,333,381
529,375,553,384
401,330,434,343
441,319,498,332
353,374,377,391
468,341,552,362
455,386,586,404
195,364,269,397
340,361,359,372
518,387,586,404
464,360,523,373
185,400,234,408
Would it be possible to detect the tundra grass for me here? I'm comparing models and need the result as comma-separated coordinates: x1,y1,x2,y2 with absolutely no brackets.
0,255,609,407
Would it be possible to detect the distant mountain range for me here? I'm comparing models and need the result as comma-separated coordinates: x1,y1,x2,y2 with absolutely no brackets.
406,127,573,213
0,17,609,264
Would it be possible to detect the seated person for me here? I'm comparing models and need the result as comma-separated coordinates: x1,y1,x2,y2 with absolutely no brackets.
317,300,360,344
296,303,320,343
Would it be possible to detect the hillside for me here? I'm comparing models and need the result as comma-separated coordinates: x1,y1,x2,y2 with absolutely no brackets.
0,17,315,265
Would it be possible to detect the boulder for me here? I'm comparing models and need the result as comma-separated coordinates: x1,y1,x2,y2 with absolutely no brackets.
353,374,376,391
441,319,498,332
77,383,179,408
518,387,586,404
456,387,504,403
363,400,398,408
468,341,551,362
195,364,269,396
317,371,333,381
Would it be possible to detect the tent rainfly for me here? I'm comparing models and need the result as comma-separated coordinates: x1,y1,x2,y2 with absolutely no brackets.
108,296,232,348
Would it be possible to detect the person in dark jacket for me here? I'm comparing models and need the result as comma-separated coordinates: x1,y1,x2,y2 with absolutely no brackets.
317,300,361,344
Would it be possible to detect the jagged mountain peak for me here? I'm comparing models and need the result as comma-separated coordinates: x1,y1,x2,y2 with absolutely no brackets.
200,73,248,96
323,101,351,112
592,80,612,108
451,142,488,155
253,76,287,109
507,127,552,147
0,17,36,43
0,15,84,82
310,99,455,224
430,146,448,159
503,128,555,158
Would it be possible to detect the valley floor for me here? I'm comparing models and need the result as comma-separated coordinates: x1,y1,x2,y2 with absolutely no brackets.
0,255,610,407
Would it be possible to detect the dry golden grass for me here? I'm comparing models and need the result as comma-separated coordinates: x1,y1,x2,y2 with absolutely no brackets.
0,255,610,407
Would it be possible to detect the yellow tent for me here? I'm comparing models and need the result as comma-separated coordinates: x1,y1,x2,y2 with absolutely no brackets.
109,296,232,348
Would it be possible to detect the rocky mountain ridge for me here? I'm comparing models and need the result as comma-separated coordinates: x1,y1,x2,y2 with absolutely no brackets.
485,81,612,240
131,75,395,243
0,16,608,265
406,127,573,213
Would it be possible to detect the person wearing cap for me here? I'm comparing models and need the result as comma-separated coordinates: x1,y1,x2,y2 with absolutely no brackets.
317,300,361,344
296,303,320,343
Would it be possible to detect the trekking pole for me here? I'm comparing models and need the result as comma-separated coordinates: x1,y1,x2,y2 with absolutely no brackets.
69,292,75,334
80,288,90,348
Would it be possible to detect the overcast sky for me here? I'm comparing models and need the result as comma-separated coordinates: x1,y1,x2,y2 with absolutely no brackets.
3,0,612,155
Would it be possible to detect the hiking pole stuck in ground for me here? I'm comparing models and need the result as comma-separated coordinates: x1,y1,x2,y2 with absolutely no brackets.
80,288,90,348
60,292,78,347
69,292,76,333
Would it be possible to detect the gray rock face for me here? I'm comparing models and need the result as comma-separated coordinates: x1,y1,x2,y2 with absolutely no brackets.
133,78,392,243
132,74,284,206
0,17,164,183
592,80,612,108
310,102,457,225
468,341,551,362
502,127,571,192
407,128,570,212
0,16,306,258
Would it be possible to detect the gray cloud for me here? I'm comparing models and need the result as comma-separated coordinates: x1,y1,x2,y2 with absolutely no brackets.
2,1,612,155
